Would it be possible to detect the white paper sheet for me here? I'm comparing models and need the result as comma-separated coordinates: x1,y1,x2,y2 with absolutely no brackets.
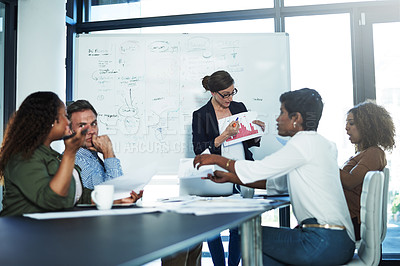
101,162,157,200
23,195,279,219
23,207,160,220
178,158,214,179
178,148,225,179
178,157,228,179
218,111,264,147
156,194,276,216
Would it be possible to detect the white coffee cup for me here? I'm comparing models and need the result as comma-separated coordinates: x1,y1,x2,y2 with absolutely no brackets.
91,185,114,210
240,185,254,199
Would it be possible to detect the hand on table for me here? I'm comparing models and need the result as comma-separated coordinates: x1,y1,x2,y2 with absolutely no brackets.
113,190,144,204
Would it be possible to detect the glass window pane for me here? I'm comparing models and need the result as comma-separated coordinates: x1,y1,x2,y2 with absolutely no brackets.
285,0,377,7
285,14,354,164
373,21,400,255
90,0,274,22
0,2,4,211
0,3,4,141
92,19,275,34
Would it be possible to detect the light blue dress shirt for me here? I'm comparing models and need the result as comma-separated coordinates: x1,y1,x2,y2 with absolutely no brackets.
75,147,123,190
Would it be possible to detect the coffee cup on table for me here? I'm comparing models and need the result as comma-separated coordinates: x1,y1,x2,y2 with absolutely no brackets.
240,185,254,199
91,185,114,210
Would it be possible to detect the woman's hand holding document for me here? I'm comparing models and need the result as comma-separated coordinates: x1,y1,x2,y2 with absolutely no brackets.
179,148,219,179
179,149,228,179
179,158,217,179
218,111,265,147
179,150,233,196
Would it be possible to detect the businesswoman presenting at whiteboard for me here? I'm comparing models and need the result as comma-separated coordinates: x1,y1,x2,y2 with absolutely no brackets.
192,70,265,266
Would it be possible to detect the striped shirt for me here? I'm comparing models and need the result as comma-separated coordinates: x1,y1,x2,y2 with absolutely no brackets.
75,148,123,190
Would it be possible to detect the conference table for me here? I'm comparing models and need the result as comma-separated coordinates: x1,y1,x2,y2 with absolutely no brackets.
0,196,290,266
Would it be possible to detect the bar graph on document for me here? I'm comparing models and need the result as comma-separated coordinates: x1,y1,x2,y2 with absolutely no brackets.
218,111,264,147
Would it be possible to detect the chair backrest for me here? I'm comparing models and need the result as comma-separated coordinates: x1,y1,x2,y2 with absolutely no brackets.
357,171,384,266
381,168,389,243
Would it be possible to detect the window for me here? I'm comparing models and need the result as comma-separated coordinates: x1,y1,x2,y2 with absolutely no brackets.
94,19,274,34
373,21,400,255
285,13,354,164
285,0,377,6
0,2,4,140
1,0,17,137
0,1,4,212
90,0,274,21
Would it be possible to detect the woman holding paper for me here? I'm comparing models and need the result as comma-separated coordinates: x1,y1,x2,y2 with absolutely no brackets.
192,70,265,266
0,91,91,216
194,88,356,265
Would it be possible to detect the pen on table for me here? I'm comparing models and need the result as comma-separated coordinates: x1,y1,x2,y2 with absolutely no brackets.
232,117,239,127
62,128,88,140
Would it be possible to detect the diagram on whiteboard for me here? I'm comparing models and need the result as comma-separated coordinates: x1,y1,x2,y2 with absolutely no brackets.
74,33,290,173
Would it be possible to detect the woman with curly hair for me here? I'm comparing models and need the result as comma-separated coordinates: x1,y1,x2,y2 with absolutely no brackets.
341,100,395,240
0,91,90,216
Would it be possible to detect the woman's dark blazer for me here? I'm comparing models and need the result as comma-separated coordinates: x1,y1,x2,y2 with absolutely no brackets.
192,99,260,160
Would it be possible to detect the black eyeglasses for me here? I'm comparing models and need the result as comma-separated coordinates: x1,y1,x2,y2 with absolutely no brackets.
217,88,238,99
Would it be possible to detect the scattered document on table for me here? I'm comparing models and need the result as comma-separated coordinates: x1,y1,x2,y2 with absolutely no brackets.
156,194,277,216
24,207,161,220
218,111,264,147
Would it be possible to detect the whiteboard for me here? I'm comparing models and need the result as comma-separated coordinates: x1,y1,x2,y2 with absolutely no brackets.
74,33,291,174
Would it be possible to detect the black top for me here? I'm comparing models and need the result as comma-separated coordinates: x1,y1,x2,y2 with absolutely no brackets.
192,99,260,160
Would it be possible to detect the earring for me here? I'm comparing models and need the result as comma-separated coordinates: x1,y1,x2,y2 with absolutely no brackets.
293,122,297,128
51,124,54,127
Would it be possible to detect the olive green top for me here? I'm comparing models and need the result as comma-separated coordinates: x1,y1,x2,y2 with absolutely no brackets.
1,145,91,216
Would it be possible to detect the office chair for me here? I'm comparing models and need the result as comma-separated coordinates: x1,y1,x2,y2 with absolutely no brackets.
344,171,384,266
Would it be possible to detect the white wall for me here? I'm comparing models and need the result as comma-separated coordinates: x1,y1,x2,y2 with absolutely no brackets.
17,0,66,152
17,0,66,106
